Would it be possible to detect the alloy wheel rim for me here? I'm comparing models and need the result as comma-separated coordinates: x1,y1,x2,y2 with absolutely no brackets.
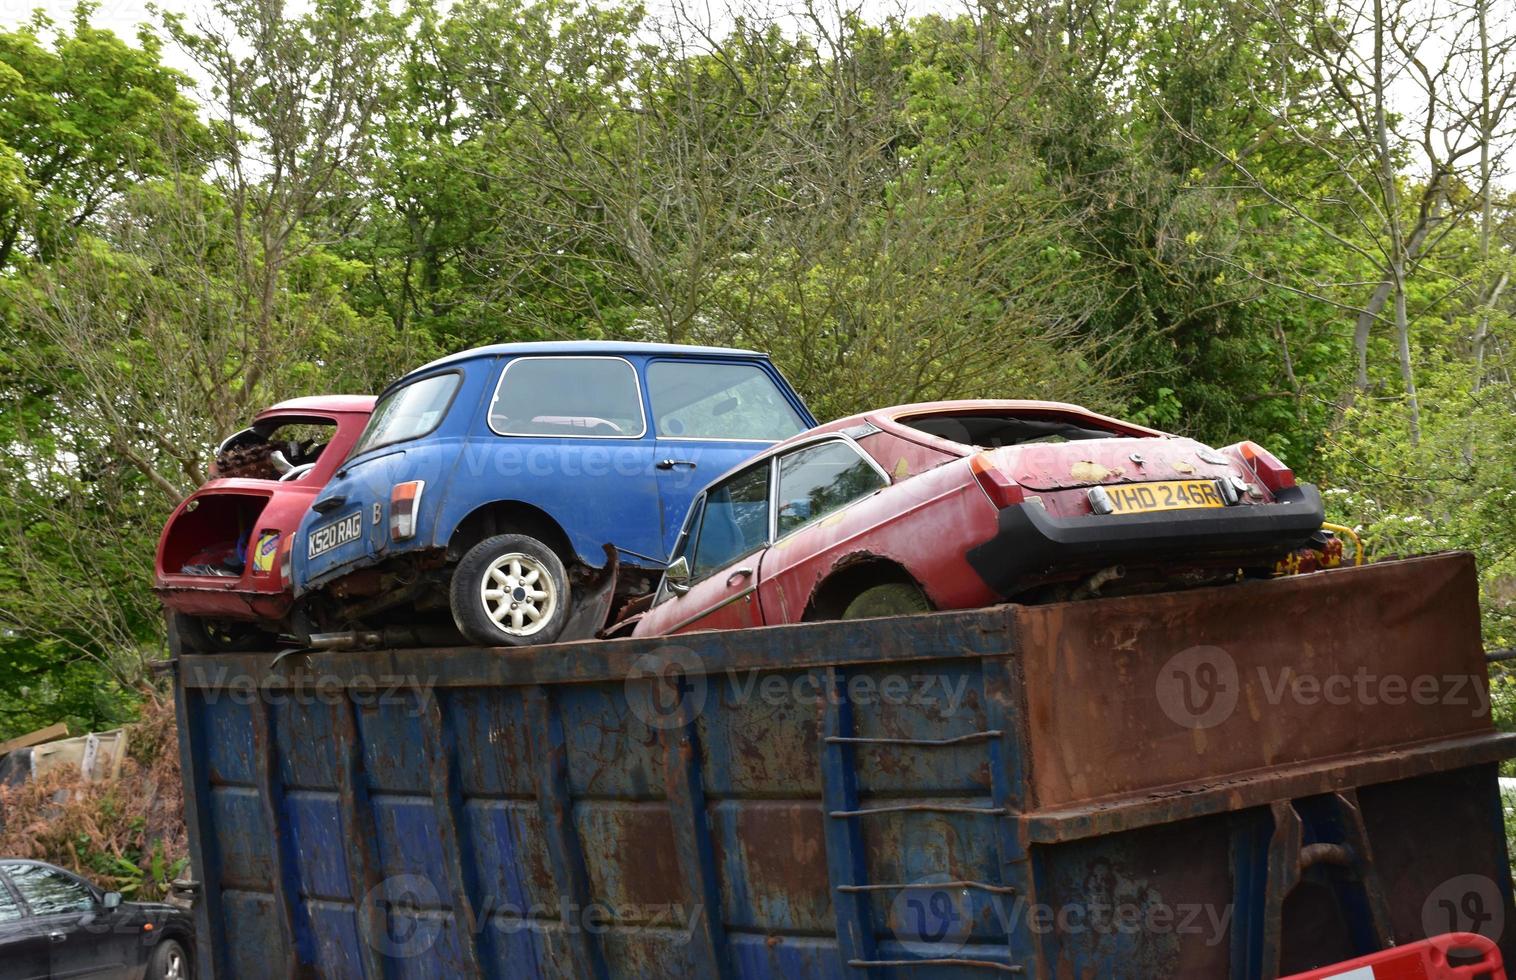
479,552,557,636
165,950,183,980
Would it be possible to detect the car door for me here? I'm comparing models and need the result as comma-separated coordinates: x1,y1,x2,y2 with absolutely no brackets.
5,863,130,978
660,461,774,633
0,870,48,980
757,437,893,618
482,355,662,562
645,358,810,559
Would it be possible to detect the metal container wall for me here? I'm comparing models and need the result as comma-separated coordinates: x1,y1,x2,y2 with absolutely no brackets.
174,552,1516,978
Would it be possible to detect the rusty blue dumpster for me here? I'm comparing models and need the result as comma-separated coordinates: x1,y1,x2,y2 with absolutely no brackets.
173,552,1516,978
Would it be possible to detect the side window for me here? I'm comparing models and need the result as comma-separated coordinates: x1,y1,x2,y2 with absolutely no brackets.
646,361,807,441
0,871,24,923
490,357,645,437
7,865,95,916
776,440,887,538
692,464,771,577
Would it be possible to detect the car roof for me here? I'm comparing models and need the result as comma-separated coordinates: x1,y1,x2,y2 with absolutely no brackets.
261,395,377,415
688,398,1160,489
395,341,768,387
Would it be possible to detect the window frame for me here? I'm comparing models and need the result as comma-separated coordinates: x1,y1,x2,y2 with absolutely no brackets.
487,355,647,440
2,861,101,919
0,865,30,924
349,369,463,459
644,357,808,443
687,459,773,585
769,434,892,545
651,432,890,606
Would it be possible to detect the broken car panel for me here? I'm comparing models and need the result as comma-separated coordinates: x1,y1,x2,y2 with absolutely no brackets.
154,395,376,653
632,398,1326,636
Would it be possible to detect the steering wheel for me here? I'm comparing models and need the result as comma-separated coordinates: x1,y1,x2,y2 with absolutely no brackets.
278,463,316,482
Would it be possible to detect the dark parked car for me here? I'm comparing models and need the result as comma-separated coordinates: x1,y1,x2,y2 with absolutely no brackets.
0,860,193,979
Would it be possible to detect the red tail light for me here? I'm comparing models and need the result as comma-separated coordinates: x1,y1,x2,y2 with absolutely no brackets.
278,533,294,588
390,481,425,540
970,454,1026,509
1235,441,1295,493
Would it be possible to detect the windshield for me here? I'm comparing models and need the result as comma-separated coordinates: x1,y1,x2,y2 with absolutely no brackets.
353,373,460,456
647,361,806,441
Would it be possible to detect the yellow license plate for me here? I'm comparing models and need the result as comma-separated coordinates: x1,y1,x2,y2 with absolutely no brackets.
1106,480,1226,514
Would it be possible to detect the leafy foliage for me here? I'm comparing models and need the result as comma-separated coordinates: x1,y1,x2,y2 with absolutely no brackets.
0,0,1514,739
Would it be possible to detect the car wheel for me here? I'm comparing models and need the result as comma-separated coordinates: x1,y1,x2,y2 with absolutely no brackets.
166,611,263,655
841,582,932,620
147,938,190,980
450,534,572,646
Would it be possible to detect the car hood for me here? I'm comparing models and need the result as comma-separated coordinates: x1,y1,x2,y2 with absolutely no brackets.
994,436,1245,491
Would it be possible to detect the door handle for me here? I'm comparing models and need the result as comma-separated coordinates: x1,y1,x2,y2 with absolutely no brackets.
312,495,346,514
726,567,754,587
47,931,65,943
656,459,697,470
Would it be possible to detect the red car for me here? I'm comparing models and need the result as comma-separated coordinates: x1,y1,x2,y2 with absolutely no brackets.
155,395,375,652
630,399,1326,636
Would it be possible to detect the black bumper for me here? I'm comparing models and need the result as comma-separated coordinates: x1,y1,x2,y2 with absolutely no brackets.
965,484,1326,596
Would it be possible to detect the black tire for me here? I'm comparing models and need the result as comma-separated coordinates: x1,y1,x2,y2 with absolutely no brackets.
449,534,573,646
165,611,264,655
840,581,932,620
147,937,190,980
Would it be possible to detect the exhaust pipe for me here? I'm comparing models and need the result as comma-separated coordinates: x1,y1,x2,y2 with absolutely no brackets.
1071,565,1125,600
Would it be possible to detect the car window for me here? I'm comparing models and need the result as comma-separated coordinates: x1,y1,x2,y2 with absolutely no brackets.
7,865,95,916
776,440,888,538
647,361,806,441
0,875,24,923
900,412,1128,447
354,373,459,456
692,464,771,577
490,357,645,437
215,418,339,480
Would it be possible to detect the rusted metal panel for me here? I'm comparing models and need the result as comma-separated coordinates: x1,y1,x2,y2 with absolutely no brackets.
248,696,307,976
175,553,1516,978
1011,553,1490,810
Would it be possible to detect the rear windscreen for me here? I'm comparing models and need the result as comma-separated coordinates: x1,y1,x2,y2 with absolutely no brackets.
902,413,1128,448
354,372,460,456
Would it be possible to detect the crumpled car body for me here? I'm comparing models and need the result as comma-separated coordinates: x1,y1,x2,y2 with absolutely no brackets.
632,399,1327,636
153,395,376,630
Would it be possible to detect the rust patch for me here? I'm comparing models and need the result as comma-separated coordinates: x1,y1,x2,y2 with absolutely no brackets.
1070,460,1124,482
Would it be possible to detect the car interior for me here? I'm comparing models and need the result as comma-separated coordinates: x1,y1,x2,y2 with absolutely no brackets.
214,418,338,481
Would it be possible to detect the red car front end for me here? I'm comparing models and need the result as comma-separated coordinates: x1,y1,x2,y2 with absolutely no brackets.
154,396,375,640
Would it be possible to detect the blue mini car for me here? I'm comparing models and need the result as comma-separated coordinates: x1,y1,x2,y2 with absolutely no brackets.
290,342,815,645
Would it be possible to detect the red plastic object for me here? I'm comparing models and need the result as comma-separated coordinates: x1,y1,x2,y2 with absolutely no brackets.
1283,933,1506,980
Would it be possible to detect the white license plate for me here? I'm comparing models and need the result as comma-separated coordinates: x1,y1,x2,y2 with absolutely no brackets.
307,511,363,559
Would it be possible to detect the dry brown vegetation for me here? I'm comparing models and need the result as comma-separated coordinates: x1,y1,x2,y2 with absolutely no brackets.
0,694,186,901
